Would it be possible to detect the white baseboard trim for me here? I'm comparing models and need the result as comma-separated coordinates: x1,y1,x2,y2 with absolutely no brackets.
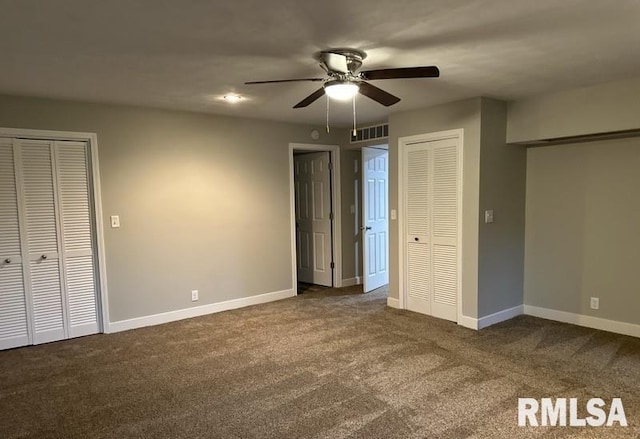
524,305,640,338
478,305,524,330
387,297,400,309
457,315,478,330
108,288,295,333
342,277,362,287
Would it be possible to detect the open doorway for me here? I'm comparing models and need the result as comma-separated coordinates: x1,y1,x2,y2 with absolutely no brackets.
289,143,342,295
361,145,389,293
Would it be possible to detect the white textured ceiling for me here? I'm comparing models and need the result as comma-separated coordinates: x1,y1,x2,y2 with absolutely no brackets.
1,1,639,126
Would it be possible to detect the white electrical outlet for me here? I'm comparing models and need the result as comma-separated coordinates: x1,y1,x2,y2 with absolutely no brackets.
590,297,599,310
191,290,199,302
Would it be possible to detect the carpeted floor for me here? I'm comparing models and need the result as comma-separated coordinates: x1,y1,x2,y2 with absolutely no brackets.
1,285,639,438
297,282,330,295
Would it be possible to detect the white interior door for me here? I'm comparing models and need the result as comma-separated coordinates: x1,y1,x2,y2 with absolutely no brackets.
294,151,333,286
362,147,389,292
0,138,30,350
404,137,460,322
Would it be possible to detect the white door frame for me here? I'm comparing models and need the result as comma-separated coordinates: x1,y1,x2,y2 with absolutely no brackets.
0,127,110,333
289,143,342,292
397,129,463,322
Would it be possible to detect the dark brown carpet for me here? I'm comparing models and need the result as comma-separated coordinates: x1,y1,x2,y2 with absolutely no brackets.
1,285,639,438
297,282,330,295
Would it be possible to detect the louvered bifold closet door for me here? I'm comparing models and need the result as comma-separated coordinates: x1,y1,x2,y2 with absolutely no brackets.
54,141,99,337
17,139,68,344
0,138,29,349
405,144,431,315
404,137,459,323
430,140,459,322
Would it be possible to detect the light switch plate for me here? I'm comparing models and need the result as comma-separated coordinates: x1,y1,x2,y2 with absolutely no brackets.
484,210,494,224
391,209,397,220
110,215,120,228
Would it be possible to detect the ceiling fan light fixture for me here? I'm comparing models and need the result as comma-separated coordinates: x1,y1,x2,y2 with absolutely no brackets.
324,80,359,101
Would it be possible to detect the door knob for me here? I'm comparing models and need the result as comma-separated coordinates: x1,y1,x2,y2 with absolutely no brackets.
41,254,48,260
414,237,419,241
360,226,372,231
3,258,10,264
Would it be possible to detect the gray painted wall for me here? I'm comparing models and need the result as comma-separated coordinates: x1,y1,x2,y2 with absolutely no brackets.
524,137,640,325
0,95,347,322
477,99,527,317
388,98,481,318
507,77,640,143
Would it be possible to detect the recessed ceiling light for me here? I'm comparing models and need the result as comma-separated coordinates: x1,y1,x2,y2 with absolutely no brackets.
223,94,242,103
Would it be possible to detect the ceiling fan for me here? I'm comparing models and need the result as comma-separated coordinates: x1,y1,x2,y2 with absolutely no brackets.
244,48,440,109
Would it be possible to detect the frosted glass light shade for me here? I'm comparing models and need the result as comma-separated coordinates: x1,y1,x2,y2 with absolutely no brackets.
324,81,359,101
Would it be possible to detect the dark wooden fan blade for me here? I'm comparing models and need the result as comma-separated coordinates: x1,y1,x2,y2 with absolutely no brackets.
360,66,440,80
245,78,324,85
358,82,401,107
293,88,326,108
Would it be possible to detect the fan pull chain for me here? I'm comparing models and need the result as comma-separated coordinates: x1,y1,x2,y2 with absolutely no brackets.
326,96,330,133
352,94,357,137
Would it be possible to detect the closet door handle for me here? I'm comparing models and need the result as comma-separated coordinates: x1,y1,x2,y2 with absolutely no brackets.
41,254,48,260
3,258,10,264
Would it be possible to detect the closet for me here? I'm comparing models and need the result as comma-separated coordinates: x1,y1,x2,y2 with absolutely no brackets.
0,137,100,350
403,134,461,322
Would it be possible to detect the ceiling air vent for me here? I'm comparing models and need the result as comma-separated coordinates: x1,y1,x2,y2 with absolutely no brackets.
350,123,389,143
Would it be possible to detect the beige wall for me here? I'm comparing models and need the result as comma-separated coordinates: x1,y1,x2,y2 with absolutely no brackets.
389,98,481,318
524,137,640,324
0,95,346,322
507,76,640,143
478,99,527,316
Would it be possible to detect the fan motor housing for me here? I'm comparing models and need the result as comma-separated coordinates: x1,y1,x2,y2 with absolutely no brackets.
315,48,367,74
